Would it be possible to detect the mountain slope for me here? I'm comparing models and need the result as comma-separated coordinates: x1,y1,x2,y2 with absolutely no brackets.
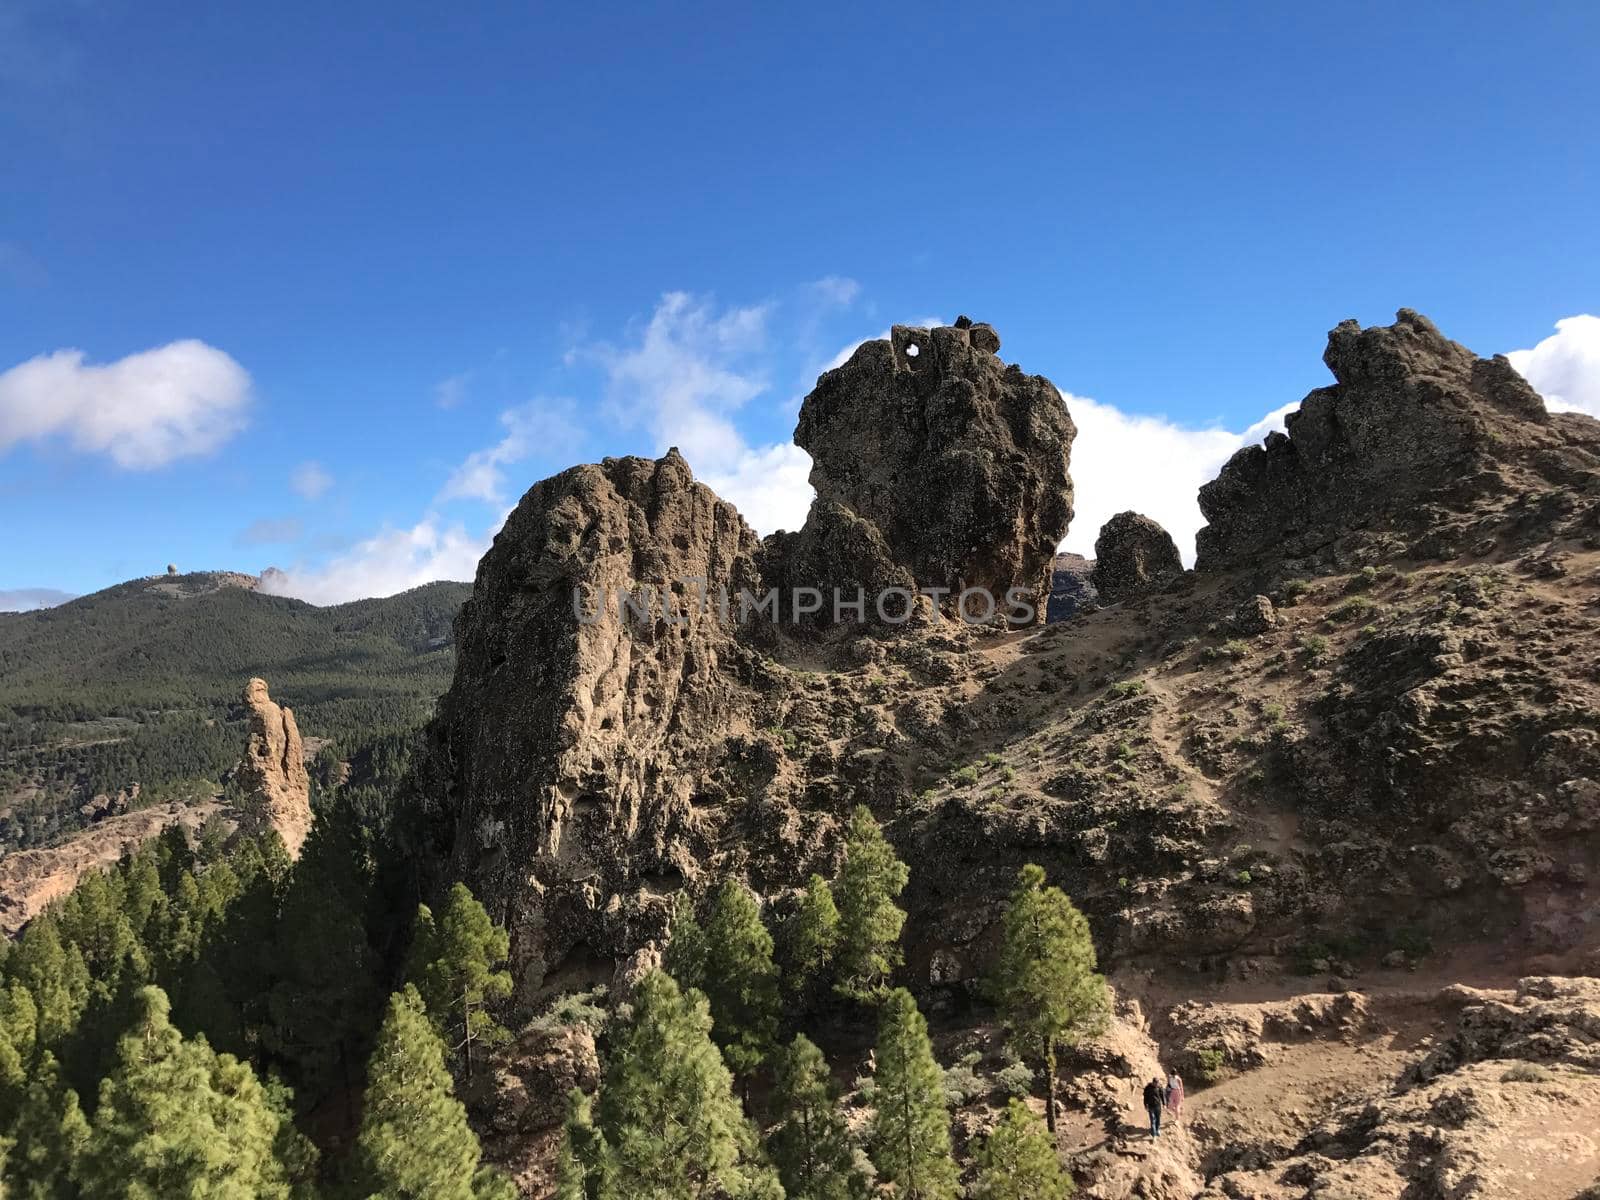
0,573,469,850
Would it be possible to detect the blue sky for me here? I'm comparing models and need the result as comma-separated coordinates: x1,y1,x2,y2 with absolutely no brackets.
3,1,1598,606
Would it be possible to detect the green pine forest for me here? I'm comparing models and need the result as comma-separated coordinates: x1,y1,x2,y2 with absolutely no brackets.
0,785,1105,1198
0,576,468,850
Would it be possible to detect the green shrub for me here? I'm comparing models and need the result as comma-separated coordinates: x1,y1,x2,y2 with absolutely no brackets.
942,1050,988,1105
1296,634,1331,664
1190,1046,1226,1084
993,1059,1035,1098
1500,1063,1553,1084
953,765,979,786
1329,596,1378,623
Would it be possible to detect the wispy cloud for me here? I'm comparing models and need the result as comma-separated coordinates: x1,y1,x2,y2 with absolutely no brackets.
0,340,251,469
434,372,471,409
235,517,304,547
258,516,492,606
438,400,585,506
0,587,75,612
290,461,334,500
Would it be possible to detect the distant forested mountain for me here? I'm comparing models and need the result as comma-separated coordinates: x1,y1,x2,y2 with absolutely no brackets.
0,573,469,851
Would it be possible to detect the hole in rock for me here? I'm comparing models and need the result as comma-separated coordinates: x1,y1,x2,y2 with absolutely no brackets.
905,343,920,357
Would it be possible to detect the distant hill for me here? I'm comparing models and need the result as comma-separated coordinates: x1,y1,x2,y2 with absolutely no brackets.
0,572,470,851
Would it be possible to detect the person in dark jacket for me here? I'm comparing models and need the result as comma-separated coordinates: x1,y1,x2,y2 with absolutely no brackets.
1143,1076,1165,1137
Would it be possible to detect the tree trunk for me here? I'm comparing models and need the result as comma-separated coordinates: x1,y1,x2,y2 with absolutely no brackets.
462,986,474,1080
1043,1036,1057,1134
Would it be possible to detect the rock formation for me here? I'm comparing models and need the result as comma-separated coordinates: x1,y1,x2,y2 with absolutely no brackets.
236,677,312,859
1089,511,1183,603
1197,309,1600,571
416,450,766,995
1046,551,1098,620
770,318,1075,625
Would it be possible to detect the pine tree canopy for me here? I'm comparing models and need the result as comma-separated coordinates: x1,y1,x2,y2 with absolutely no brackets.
869,988,959,1200
699,880,781,1076
348,984,506,1200
406,882,512,1079
784,875,840,998
972,1099,1074,1200
768,1034,868,1200
833,807,910,1002
76,985,308,1200
593,970,783,1200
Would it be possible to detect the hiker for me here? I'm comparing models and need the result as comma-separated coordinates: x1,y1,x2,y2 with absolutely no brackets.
1143,1075,1165,1138
1166,1069,1184,1119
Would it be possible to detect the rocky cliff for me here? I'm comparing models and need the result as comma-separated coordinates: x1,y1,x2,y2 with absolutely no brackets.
236,677,313,858
1197,309,1600,572
412,310,1600,1197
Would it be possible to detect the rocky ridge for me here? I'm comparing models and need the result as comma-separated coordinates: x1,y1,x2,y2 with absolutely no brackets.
410,311,1600,1197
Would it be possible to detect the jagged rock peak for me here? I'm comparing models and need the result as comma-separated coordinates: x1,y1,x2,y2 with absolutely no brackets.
775,317,1076,624
237,677,312,859
1090,511,1183,603
1196,309,1600,571
419,450,763,995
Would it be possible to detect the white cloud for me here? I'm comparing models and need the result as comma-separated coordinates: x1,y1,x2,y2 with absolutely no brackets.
1062,392,1294,564
0,340,250,469
806,275,861,307
701,442,815,536
258,515,492,606
290,461,334,500
235,517,304,547
579,292,817,533
1506,314,1600,418
435,372,470,409
438,401,585,506
0,587,74,612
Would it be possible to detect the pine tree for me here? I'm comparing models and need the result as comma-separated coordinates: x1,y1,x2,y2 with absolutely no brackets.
990,864,1108,1133
833,807,909,1002
593,971,782,1199
699,880,780,1078
347,984,509,1200
555,1087,612,1200
768,1034,868,1200
7,917,91,1050
263,805,381,1108
662,891,709,991
784,875,840,1000
869,989,958,1200
76,986,308,1200
406,882,512,1080
2,1052,88,1199
972,1099,1073,1199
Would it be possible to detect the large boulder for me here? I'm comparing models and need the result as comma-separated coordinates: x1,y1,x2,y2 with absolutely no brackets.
773,318,1076,625
1090,512,1182,603
1196,309,1600,571
236,677,312,859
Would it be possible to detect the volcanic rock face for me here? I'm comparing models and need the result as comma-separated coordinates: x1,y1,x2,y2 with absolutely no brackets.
418,450,765,995
237,677,312,858
1090,511,1183,603
1197,309,1600,571
777,319,1075,624
1046,551,1098,620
